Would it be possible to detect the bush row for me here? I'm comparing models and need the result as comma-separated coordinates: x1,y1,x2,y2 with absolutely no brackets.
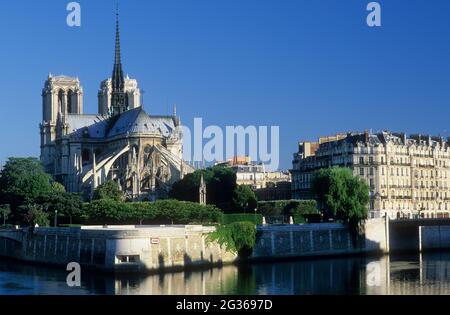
258,200,318,217
221,214,263,225
81,199,223,225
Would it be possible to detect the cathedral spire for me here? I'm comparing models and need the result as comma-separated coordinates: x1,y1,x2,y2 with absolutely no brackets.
110,1,127,116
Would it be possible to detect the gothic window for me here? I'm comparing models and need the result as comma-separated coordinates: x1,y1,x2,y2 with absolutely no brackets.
67,90,73,114
58,90,64,113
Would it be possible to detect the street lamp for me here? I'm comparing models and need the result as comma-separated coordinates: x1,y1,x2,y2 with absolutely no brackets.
54,210,58,228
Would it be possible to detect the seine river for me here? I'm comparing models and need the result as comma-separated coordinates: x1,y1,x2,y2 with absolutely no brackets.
1,253,450,295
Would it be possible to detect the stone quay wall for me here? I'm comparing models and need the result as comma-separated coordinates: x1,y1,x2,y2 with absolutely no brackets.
252,218,389,259
420,226,450,251
0,225,237,273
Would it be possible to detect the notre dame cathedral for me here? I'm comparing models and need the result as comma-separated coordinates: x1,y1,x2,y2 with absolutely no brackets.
40,9,193,201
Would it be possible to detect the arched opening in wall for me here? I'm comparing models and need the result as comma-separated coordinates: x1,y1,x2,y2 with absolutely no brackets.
58,90,64,113
67,90,74,114
82,149,90,165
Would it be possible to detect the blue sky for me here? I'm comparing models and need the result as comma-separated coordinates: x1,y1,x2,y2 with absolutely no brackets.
1,0,450,170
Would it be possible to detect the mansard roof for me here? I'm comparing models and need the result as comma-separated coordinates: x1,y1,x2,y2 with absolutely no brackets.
314,131,450,151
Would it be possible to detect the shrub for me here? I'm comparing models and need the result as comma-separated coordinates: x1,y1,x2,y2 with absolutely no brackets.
207,222,256,258
221,214,263,225
92,180,123,202
82,199,223,225
22,204,50,227
258,200,318,217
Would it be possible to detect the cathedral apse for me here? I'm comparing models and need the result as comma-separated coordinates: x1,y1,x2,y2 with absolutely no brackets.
39,8,193,201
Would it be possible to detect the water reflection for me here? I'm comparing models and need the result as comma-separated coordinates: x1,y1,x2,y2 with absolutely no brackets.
1,252,450,295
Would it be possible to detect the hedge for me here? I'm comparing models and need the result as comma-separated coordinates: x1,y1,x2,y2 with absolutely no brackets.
258,200,318,217
221,214,263,225
82,199,223,225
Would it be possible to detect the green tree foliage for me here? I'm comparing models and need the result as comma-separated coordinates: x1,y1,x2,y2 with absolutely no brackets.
258,200,318,217
221,213,263,225
51,182,66,193
311,167,369,225
36,191,83,224
207,222,256,257
169,166,238,212
0,158,53,216
82,199,223,225
0,204,11,226
0,157,86,225
92,180,124,202
232,185,258,213
21,204,50,227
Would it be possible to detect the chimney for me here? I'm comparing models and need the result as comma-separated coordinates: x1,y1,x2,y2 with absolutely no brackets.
364,130,369,143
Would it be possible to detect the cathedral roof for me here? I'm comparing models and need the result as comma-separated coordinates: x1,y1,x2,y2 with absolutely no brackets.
107,107,175,138
66,114,108,138
66,108,176,140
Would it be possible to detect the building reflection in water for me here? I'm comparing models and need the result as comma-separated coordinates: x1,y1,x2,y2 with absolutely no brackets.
1,253,450,295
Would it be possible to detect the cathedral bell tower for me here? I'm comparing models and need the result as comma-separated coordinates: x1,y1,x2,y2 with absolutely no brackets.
110,5,128,116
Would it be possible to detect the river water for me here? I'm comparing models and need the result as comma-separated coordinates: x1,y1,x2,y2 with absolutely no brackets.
1,253,450,295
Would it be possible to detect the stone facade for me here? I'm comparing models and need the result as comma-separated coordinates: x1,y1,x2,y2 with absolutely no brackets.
216,156,291,190
252,219,389,259
291,131,450,219
39,11,193,201
0,226,236,273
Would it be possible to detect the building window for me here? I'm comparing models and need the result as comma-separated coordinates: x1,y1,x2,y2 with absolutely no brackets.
360,168,364,176
116,255,140,264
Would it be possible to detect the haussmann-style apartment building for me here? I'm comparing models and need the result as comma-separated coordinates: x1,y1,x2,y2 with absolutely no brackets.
291,131,450,219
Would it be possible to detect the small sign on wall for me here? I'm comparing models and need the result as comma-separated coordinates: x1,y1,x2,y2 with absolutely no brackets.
151,238,160,245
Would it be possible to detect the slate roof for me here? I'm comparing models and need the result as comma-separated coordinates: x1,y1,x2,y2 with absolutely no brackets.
107,107,175,138
66,114,108,138
66,108,176,140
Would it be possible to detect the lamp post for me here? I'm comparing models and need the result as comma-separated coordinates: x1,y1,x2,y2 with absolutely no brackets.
54,210,58,228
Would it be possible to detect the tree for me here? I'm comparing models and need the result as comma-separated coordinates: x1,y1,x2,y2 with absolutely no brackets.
0,204,11,227
169,166,237,212
0,158,53,223
0,158,54,205
232,185,258,213
51,182,66,193
311,167,369,225
37,191,83,225
21,204,50,227
92,180,123,202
